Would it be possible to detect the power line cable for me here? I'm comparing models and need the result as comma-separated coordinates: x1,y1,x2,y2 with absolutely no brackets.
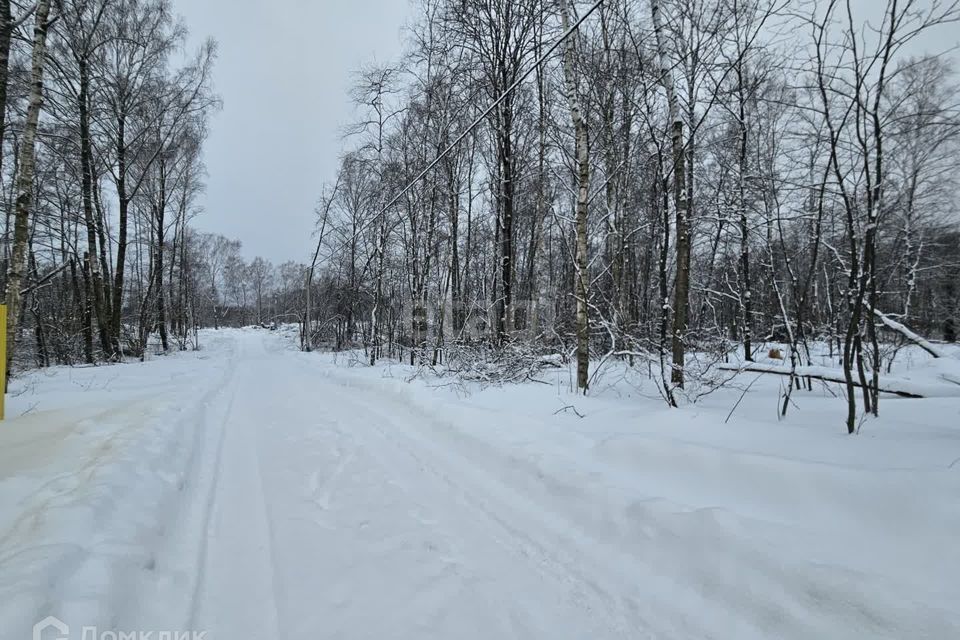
361,0,606,234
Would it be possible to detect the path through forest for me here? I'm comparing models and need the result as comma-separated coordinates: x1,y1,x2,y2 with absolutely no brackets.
1,329,958,639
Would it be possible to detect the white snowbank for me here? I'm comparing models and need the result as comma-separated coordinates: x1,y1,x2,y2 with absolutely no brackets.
1,329,958,639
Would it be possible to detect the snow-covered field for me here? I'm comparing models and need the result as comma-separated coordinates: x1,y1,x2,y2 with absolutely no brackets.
1,328,958,639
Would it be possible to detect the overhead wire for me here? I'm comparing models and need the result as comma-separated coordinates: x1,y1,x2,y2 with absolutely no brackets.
358,0,607,235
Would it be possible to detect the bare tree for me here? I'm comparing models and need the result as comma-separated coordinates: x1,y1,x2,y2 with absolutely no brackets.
4,0,52,373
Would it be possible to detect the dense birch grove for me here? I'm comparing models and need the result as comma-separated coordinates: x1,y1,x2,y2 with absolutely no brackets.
2,0,958,434
299,0,960,432
0,0,219,369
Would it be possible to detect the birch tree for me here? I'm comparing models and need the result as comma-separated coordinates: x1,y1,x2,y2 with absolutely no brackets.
559,0,591,392
4,0,52,371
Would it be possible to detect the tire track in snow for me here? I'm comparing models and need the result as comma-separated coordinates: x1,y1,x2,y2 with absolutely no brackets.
285,354,642,638
0,334,241,637
183,367,240,629
306,352,960,639
188,334,284,640
334,393,642,639
194,334,629,639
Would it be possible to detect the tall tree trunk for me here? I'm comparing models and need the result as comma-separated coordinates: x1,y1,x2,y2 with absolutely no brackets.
497,102,515,342
651,0,690,388
78,58,113,359
526,15,547,337
560,0,590,393
110,115,129,357
449,183,463,336
736,62,753,362
155,165,169,352
4,0,51,375
93,174,113,318
0,0,12,177
657,167,676,406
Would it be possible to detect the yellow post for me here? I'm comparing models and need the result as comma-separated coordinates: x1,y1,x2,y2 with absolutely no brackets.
0,304,6,420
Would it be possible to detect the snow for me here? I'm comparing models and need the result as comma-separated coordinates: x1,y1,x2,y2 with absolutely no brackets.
874,309,947,359
2,328,959,639
716,360,960,398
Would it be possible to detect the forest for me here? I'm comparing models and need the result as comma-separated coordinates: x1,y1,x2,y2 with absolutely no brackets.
0,0,217,362
2,0,959,435
304,0,960,433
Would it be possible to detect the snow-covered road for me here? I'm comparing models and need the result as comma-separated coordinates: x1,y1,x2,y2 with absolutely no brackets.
2,329,959,639
192,332,639,639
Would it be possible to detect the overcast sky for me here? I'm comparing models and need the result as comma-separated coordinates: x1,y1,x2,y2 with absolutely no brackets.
172,0,412,264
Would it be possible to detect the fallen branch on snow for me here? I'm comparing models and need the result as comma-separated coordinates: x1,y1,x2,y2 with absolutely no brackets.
716,362,960,399
873,309,945,358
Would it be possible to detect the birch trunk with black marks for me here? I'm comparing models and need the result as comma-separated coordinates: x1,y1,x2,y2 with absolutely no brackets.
0,0,12,176
4,0,51,374
559,0,590,393
651,0,690,388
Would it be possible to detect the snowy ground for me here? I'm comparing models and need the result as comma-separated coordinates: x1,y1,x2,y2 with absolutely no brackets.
1,328,958,639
